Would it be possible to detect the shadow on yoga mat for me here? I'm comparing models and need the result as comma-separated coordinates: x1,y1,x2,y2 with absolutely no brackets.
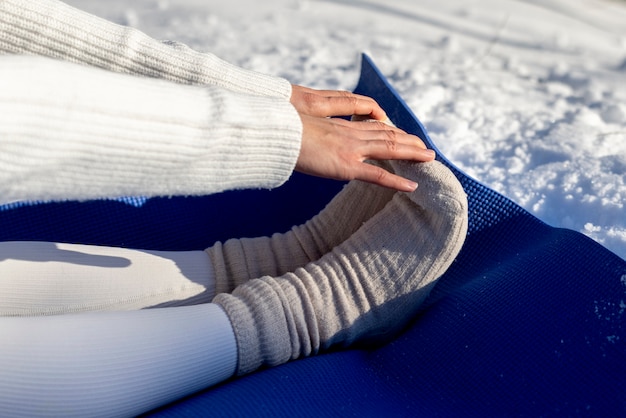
1,54,624,417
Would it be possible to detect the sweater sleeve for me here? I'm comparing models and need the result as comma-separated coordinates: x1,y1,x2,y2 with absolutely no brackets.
0,0,292,99
0,56,302,203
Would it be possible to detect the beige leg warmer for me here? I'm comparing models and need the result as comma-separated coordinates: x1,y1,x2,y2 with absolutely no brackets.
206,170,396,295
213,160,468,375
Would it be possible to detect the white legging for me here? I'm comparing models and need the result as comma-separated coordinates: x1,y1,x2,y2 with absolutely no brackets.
0,241,238,417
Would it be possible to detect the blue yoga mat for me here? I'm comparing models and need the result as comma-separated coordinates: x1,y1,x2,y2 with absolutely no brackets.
2,55,625,417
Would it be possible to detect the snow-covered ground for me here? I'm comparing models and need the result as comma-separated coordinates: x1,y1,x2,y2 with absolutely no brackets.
68,0,626,260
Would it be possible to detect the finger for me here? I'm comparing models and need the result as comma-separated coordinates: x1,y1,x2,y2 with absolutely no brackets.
307,94,387,120
307,90,382,106
352,162,418,192
336,118,405,134
331,117,408,136
361,132,428,150
343,123,427,149
331,92,387,120
360,139,436,162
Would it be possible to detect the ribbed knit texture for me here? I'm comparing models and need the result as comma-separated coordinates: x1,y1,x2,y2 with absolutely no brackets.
0,303,237,417
0,0,292,98
214,161,469,375
0,56,301,202
207,163,396,295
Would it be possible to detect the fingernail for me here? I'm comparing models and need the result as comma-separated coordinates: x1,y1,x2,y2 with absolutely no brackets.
404,180,418,192
425,149,436,158
382,116,395,127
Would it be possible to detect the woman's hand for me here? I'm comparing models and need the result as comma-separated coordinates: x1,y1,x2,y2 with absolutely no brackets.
291,85,436,192
296,114,436,192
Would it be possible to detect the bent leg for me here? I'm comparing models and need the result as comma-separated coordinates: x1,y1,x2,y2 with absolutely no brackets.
0,242,215,316
0,303,236,417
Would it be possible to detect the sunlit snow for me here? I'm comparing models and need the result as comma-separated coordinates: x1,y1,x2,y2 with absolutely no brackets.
68,0,626,260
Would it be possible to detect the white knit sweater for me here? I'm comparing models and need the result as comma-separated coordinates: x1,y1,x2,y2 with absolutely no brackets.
0,0,302,203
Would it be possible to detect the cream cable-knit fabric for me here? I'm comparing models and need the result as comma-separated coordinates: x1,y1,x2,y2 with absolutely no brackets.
0,56,302,202
0,0,292,98
0,0,303,202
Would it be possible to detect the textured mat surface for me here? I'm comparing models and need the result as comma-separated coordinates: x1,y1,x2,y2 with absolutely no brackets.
2,55,624,417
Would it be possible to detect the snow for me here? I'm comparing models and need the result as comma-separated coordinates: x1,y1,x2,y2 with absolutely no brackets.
67,0,626,260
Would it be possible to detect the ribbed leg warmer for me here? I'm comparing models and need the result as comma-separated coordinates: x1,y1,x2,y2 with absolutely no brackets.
213,161,468,375
206,167,396,294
